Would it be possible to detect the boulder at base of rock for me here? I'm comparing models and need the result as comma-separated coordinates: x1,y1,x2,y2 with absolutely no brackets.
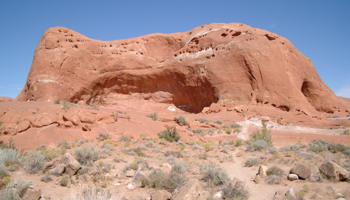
125,170,134,177
151,190,172,200
258,165,267,178
319,161,349,181
59,153,81,175
290,164,311,179
287,174,298,181
172,179,203,200
22,188,41,200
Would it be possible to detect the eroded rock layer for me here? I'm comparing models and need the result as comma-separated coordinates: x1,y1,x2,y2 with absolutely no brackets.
16,23,349,114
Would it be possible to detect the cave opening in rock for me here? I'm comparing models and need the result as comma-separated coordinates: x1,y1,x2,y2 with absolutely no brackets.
72,67,219,114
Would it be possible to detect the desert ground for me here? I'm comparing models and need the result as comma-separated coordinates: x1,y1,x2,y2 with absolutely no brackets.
0,100,350,200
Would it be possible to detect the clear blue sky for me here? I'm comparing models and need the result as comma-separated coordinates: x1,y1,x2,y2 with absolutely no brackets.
1,1,349,98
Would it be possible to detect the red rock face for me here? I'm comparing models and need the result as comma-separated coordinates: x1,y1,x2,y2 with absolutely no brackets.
16,23,349,114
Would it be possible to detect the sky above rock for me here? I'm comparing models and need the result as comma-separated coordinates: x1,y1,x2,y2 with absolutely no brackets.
0,1,349,98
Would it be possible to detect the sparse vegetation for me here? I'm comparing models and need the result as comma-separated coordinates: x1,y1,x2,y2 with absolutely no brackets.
118,135,131,142
244,156,260,167
0,148,21,168
343,129,350,135
266,166,284,177
0,177,32,199
164,151,183,158
54,98,60,104
22,151,46,174
158,126,180,142
74,146,99,166
147,112,158,121
246,120,273,151
213,120,222,125
174,116,188,126
195,118,209,124
221,179,249,200
57,140,71,149
308,139,350,154
71,186,112,200
96,132,109,141
40,173,53,182
200,163,229,186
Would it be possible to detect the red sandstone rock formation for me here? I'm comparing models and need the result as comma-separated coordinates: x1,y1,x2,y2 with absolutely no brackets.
16,23,349,115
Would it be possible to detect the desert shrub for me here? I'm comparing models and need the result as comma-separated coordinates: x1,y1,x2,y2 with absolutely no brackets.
0,177,32,199
129,162,139,171
285,151,294,157
118,135,130,142
174,116,188,126
308,139,329,153
0,138,21,152
235,139,244,147
144,169,178,193
198,153,208,160
0,166,9,179
74,146,99,166
342,161,350,170
70,186,112,200
172,161,188,174
2,176,11,185
244,156,260,167
22,151,46,174
40,149,60,161
40,173,53,182
295,191,306,200
267,147,278,154
195,118,209,124
192,144,202,150
308,139,349,154
164,151,183,158
302,184,309,192
57,140,71,149
236,151,244,157
221,148,229,154
36,144,46,151
54,98,60,104
158,126,180,142
281,143,301,152
96,132,109,141
344,149,350,157
264,175,282,184
221,178,249,200
343,129,350,135
204,141,215,152
140,134,147,140
0,148,21,167
76,139,85,147
124,147,146,157
328,142,346,153
213,120,222,125
176,140,186,147
137,144,148,150
248,120,273,147
230,123,242,133
300,152,314,160
147,112,158,121
192,129,206,136
246,140,269,152
60,175,69,187
166,155,176,164
266,166,284,177
200,163,229,186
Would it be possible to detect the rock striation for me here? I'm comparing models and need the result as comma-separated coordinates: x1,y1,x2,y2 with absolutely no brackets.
16,23,349,114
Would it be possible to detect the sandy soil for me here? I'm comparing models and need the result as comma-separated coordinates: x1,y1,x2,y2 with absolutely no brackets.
0,101,350,200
